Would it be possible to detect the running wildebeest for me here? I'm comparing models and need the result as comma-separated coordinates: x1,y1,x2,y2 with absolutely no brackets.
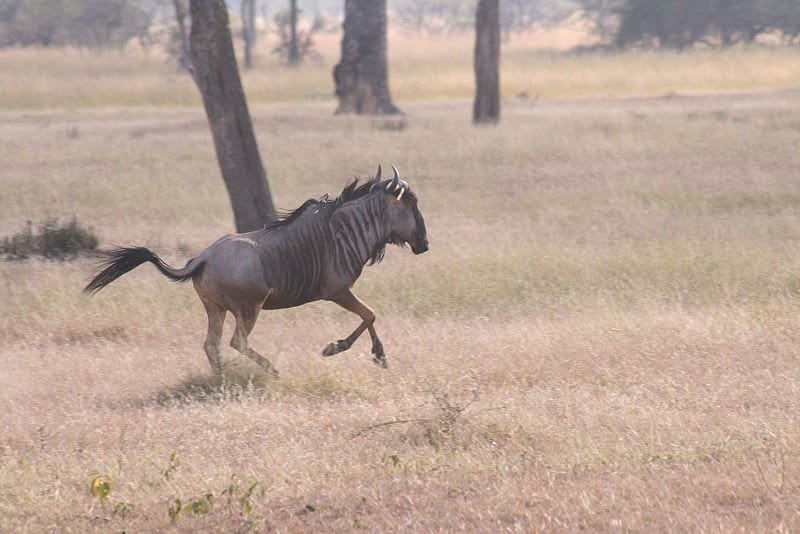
84,165,428,375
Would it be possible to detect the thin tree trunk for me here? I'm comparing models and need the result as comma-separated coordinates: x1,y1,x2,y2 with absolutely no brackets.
473,0,500,124
288,0,299,65
248,0,257,46
189,0,276,232
333,0,400,115
173,0,192,71
241,0,256,69
260,0,270,36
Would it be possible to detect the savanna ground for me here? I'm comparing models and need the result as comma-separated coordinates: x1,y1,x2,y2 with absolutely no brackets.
2,32,800,531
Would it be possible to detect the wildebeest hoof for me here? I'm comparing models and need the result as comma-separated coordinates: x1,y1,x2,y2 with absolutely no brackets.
322,340,348,357
371,340,387,368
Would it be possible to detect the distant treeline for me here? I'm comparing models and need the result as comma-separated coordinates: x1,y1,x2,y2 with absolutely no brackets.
395,0,800,48
0,0,572,49
609,0,800,48
0,0,798,50
0,0,158,48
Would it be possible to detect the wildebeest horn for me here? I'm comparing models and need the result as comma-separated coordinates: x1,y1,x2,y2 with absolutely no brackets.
395,179,409,200
384,164,401,192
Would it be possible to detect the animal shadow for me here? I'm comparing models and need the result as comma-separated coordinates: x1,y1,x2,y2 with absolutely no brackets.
161,361,279,404
111,361,277,410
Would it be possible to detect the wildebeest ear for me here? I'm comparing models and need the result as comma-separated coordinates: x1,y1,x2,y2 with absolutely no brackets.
370,166,383,192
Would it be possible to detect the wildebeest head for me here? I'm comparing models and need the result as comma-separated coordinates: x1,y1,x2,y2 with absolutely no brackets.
377,165,429,255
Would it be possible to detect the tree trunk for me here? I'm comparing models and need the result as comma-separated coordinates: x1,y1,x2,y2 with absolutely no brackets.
189,0,276,233
333,0,400,115
473,0,500,124
288,0,299,65
260,0,270,36
241,0,256,69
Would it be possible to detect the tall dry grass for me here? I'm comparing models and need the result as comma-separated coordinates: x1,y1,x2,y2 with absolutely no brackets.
2,31,800,109
2,84,800,530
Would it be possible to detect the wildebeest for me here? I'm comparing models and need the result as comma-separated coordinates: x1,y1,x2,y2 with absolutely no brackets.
84,165,428,375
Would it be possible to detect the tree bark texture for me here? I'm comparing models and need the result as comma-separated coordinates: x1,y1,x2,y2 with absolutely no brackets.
473,0,500,124
190,0,276,233
333,0,400,115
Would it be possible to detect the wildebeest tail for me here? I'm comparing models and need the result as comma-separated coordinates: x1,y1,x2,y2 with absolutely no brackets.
83,246,203,295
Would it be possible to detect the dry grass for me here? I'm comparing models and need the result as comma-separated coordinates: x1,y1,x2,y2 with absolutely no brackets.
3,33,800,109
3,54,800,530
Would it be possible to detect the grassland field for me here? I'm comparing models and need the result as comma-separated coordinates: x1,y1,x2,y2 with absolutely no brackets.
2,33,800,531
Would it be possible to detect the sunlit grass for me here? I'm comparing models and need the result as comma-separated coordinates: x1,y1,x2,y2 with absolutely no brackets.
2,76,800,529
3,33,800,109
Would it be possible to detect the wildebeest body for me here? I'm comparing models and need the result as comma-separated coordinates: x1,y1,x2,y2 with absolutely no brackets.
85,166,428,373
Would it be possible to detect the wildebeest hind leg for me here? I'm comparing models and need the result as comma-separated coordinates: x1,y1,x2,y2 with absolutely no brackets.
201,299,226,375
230,304,278,376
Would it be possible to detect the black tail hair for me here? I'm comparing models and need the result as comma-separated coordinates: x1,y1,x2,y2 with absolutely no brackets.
83,246,198,295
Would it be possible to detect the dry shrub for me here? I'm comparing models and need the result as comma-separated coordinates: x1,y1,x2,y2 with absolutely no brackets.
1,218,98,260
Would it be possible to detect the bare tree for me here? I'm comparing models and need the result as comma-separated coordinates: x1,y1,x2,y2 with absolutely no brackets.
189,0,276,232
473,0,500,124
333,0,400,115
272,9,325,65
259,0,271,36
241,0,257,69
288,0,299,65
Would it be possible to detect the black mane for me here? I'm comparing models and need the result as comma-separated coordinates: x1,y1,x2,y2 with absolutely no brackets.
335,176,381,207
263,176,416,233
262,198,323,232
335,176,418,207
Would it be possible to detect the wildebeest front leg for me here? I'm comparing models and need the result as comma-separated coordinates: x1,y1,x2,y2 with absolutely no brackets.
322,290,387,368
